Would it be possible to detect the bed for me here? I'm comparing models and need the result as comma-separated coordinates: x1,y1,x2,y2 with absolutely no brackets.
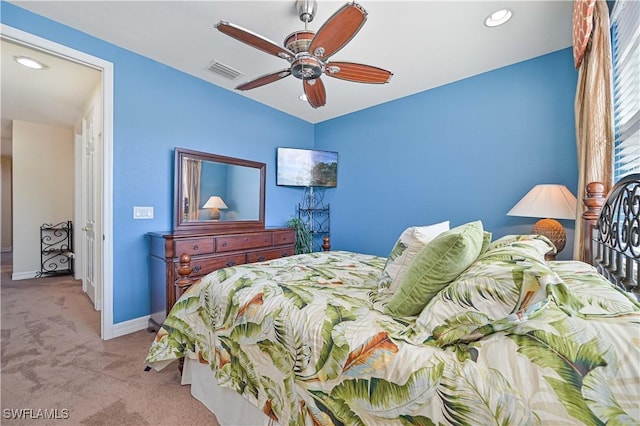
145,175,640,425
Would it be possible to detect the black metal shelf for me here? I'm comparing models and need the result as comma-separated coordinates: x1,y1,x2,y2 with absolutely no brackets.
297,188,330,252
36,221,74,278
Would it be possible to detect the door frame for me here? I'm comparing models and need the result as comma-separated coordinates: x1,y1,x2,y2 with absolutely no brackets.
1,24,115,339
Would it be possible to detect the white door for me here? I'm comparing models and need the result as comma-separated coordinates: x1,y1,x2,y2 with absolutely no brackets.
82,109,101,310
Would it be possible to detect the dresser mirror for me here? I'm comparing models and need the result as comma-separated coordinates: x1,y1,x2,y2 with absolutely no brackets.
174,148,265,233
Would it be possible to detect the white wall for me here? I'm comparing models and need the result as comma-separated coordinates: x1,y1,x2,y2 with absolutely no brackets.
13,120,74,278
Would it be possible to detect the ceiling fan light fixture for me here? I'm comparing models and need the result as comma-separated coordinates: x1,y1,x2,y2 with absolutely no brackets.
14,55,48,70
484,9,513,27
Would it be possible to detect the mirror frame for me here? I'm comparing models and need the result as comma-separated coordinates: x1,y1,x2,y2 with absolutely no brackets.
174,148,266,234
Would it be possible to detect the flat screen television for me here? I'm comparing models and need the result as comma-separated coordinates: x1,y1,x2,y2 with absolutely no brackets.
276,147,338,187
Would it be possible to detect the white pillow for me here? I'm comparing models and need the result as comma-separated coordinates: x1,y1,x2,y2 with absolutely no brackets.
377,221,450,295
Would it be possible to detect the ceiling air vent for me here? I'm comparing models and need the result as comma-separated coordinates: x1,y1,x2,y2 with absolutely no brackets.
206,60,243,80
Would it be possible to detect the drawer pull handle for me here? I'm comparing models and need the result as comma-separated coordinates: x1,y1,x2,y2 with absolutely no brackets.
282,252,289,257
222,242,228,247
193,244,199,250
226,261,236,267
257,256,265,262
193,265,201,273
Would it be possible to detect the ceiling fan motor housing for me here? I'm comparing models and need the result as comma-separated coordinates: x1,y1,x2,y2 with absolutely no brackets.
291,54,323,80
284,30,315,54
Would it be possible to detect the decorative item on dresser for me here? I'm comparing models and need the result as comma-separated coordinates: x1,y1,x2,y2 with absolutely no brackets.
201,195,227,220
147,227,295,331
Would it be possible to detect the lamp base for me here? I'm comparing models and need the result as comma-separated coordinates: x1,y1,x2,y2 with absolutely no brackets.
209,208,220,221
531,218,566,260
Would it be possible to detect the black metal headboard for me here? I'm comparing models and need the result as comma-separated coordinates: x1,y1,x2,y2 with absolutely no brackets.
585,173,640,299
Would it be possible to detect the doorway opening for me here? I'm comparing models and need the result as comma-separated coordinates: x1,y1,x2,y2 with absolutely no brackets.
1,25,115,339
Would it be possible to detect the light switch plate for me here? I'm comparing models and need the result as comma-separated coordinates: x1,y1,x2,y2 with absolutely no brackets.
133,206,154,219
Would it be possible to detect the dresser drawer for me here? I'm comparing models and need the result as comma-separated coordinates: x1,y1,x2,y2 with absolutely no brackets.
247,246,295,263
149,227,299,332
272,229,296,246
216,233,273,252
175,238,214,256
188,254,247,277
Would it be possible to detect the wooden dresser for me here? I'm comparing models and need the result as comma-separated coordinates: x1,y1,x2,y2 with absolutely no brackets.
148,227,295,330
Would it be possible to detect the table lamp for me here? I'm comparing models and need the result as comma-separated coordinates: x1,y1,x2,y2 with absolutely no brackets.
202,196,228,220
507,184,577,259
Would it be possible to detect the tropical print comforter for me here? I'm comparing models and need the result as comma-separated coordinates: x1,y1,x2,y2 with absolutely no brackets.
145,247,640,425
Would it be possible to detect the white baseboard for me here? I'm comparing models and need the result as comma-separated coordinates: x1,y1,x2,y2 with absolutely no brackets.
112,315,151,338
12,271,39,280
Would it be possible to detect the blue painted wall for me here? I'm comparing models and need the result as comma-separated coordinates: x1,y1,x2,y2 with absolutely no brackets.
2,2,579,325
315,48,578,259
1,2,314,323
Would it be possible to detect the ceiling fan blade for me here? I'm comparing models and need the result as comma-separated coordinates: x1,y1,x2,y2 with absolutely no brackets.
308,3,367,60
304,78,326,109
325,62,393,84
215,21,294,61
236,70,291,91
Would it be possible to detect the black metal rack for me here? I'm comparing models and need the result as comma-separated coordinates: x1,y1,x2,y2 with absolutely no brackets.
35,221,74,278
297,188,330,252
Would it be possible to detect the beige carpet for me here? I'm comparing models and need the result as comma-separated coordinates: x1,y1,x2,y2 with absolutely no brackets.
1,253,220,425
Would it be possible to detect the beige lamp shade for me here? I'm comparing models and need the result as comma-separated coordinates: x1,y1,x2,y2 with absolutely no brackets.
202,196,227,220
507,184,577,259
202,196,228,209
507,184,577,220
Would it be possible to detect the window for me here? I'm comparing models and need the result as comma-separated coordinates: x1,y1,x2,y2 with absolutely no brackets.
610,0,640,182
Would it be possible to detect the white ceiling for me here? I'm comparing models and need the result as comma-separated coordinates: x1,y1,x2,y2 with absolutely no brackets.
2,0,573,129
0,38,101,146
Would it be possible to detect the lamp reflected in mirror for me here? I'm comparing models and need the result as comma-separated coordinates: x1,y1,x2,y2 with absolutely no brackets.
507,184,577,260
203,196,228,221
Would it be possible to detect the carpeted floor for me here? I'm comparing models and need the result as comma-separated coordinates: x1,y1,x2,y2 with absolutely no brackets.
0,252,220,425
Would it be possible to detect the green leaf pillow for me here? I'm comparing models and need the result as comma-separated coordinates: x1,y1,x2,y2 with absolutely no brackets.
385,220,484,316
407,234,586,344
377,221,450,294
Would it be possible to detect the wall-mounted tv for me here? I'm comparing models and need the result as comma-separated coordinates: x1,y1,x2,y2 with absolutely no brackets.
276,147,338,187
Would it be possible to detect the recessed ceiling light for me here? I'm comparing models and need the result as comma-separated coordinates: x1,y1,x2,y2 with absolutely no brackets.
485,9,513,27
14,55,48,70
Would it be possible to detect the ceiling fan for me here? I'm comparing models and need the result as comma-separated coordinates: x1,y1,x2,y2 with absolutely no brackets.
215,0,393,109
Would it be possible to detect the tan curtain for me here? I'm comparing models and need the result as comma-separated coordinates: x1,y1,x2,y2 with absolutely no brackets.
572,0,614,261
183,158,202,221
